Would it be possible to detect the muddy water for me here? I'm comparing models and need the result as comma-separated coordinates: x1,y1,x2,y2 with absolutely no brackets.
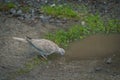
66,34,120,60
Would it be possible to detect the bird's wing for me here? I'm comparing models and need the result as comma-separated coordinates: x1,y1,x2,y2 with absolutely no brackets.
26,38,47,59
31,39,59,55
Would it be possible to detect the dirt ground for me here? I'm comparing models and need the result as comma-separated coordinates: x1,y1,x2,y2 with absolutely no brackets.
30,34,120,80
0,15,120,80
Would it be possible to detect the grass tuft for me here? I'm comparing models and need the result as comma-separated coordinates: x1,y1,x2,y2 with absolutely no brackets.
0,2,16,11
41,5,79,19
20,6,30,13
15,56,43,76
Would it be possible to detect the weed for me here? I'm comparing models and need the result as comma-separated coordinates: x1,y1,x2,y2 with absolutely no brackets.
20,6,30,13
46,30,68,47
45,25,88,48
84,14,105,33
105,19,120,33
14,56,42,77
41,5,79,18
0,2,16,11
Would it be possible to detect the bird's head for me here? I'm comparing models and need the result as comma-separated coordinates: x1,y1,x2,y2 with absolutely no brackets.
58,48,65,55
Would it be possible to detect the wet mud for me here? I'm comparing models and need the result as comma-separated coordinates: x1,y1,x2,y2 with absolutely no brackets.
66,34,120,60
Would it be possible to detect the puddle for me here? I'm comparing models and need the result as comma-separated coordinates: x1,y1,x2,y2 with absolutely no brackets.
65,34,120,60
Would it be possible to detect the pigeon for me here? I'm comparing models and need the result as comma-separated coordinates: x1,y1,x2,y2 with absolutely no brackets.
13,36,65,60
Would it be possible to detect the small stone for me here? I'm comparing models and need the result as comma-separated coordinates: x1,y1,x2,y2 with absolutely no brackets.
17,16,24,20
39,15,44,19
10,8,16,15
81,21,85,26
106,58,112,64
30,9,35,16
56,20,61,23
51,4,56,7
78,0,82,2
4,0,10,3
24,14,31,20
44,0,48,3
46,66,49,68
16,9,22,16
95,67,102,71
49,18,55,23
40,15,51,23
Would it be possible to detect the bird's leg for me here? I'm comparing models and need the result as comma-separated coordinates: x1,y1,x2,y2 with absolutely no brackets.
40,52,47,60
41,55,47,60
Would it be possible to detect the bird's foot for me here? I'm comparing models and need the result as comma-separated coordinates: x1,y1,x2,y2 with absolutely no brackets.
41,55,48,60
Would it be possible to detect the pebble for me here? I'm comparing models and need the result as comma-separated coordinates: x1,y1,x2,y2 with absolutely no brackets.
17,16,24,20
24,14,32,20
106,57,112,64
16,9,22,16
10,8,16,15
51,4,56,7
40,15,51,23
49,18,55,23
10,9,23,16
95,67,102,71
81,21,85,26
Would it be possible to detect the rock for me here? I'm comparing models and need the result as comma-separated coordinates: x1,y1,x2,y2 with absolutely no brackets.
10,9,23,16
10,8,16,15
78,0,82,2
51,4,56,7
81,21,85,26
40,15,51,23
17,16,24,20
56,20,61,23
16,9,23,16
23,14,32,20
39,0,48,4
106,57,112,64
95,67,102,71
44,0,48,4
49,18,55,23
4,0,10,3
31,9,35,17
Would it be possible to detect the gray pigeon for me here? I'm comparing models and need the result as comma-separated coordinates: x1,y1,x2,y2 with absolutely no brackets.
13,37,65,60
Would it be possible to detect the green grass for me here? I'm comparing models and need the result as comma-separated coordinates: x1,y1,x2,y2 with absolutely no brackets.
20,6,30,13
84,14,120,34
41,5,79,19
105,19,120,33
45,14,120,48
84,14,105,33
10,56,49,79
45,25,88,48
13,56,43,77
0,2,16,11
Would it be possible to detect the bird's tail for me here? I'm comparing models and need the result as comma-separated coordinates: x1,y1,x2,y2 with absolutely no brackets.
25,36,33,42
13,37,27,43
